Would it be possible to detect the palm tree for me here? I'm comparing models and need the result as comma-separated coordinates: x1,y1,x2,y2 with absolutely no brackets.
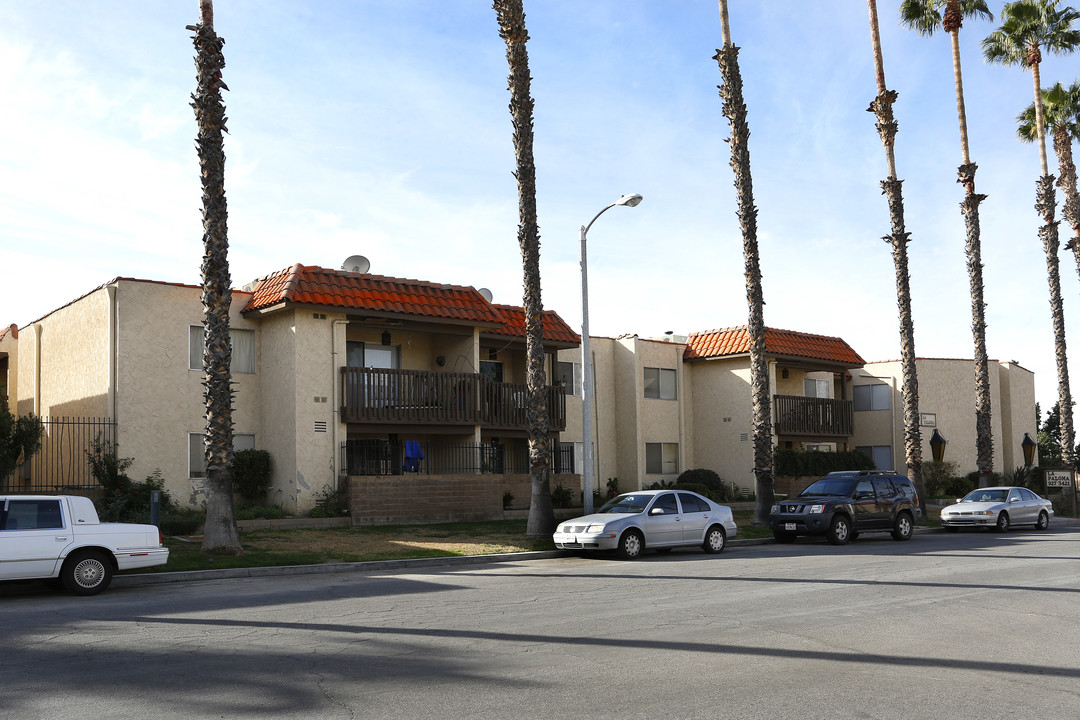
1018,81,1080,277
188,0,241,554
494,0,554,538
900,0,995,487
984,0,1080,475
714,0,774,526
866,0,925,497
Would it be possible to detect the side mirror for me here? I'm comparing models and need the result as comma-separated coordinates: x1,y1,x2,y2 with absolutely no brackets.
650,507,664,516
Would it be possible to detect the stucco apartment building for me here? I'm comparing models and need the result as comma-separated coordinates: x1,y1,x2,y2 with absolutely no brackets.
558,328,1037,493
1,265,579,516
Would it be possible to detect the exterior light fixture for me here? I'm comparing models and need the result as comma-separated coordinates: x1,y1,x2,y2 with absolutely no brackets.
1022,432,1037,467
930,429,947,463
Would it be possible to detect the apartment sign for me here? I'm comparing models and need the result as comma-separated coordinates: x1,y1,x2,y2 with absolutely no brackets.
1045,470,1075,488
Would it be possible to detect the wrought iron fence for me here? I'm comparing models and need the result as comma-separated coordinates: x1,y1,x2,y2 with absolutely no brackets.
341,439,574,477
2,417,116,493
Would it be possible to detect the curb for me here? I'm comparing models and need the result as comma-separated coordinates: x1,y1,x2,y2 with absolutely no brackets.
113,537,773,588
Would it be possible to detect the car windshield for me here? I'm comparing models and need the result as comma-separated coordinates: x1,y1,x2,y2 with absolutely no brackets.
961,489,1008,503
799,479,855,497
597,494,651,514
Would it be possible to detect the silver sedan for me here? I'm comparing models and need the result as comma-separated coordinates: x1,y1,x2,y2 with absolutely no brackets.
552,489,737,559
939,486,1054,532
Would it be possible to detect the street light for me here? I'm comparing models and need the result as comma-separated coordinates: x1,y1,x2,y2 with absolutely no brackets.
580,193,643,514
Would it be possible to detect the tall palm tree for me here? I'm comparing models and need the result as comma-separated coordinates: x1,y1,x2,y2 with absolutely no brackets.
494,0,554,538
189,0,241,554
984,0,1080,475
900,0,995,487
1018,81,1080,276
867,0,925,497
714,0,773,526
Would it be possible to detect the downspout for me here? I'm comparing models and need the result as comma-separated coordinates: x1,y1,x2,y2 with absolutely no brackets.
107,284,118,424
332,319,348,482
33,323,42,415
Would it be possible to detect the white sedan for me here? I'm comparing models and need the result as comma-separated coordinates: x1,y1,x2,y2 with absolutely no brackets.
939,486,1054,532
553,489,737,559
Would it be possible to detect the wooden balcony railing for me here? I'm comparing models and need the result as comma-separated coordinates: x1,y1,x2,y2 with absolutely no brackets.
773,395,853,437
340,367,566,431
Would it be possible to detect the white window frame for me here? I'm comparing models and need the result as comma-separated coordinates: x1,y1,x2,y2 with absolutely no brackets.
645,442,679,475
188,432,256,478
644,367,677,400
854,384,890,411
189,325,256,374
557,361,583,397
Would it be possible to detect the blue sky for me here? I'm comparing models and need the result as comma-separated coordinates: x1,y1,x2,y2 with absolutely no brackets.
2,1,1078,433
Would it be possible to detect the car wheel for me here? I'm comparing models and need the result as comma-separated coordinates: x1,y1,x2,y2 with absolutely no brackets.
995,512,1011,533
617,529,644,560
891,512,914,541
826,516,851,545
1035,510,1050,531
702,525,727,554
60,550,113,596
772,530,797,544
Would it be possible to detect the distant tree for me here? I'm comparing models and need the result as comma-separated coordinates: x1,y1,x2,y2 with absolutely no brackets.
493,0,555,538
867,0,925,497
715,0,774,526
0,398,43,484
900,0,996,488
984,0,1080,475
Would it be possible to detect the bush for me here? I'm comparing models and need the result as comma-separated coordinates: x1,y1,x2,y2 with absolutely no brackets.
235,504,287,521
97,468,178,525
676,468,735,501
551,482,575,508
233,449,273,503
308,483,349,518
502,491,515,509
774,449,874,477
673,481,717,502
159,510,205,536
921,460,959,498
643,480,674,490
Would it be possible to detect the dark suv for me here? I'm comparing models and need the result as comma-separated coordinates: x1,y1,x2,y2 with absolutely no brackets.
769,471,921,545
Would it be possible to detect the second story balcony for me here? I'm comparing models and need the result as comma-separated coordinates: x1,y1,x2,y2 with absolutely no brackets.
773,395,853,438
340,366,566,431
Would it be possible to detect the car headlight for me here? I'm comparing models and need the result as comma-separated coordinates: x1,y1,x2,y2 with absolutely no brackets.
770,504,779,514
808,504,825,514
556,524,566,533
978,510,995,516
586,523,606,533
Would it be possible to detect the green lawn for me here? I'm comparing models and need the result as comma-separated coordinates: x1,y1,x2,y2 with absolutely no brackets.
145,512,775,573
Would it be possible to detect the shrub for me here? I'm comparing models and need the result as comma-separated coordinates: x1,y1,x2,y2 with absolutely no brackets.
921,460,959,498
502,491,514,509
673,481,717,502
235,504,287,521
233,449,273,503
605,477,620,499
676,468,734,501
159,510,205,536
551,482,575,508
86,435,134,496
308,483,349,518
643,480,674,490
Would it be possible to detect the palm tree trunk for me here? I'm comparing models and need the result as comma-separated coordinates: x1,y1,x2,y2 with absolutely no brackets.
867,0,924,495
1031,59,1050,177
1036,175,1077,476
949,23,994,488
715,0,773,526
190,0,240,554
494,0,554,538
1056,128,1080,280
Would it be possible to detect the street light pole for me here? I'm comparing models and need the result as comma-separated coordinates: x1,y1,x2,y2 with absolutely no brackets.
580,193,642,514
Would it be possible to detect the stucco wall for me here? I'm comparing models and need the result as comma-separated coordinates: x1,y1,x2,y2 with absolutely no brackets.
112,280,261,506
687,357,756,491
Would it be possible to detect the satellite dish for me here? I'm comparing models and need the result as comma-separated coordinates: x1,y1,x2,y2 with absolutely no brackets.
341,255,370,274
478,287,493,303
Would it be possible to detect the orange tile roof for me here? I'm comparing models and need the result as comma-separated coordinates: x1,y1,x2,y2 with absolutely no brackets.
0,324,16,341
486,304,580,346
684,326,865,366
241,265,505,325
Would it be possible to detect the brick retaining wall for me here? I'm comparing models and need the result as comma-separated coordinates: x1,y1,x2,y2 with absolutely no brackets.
348,474,537,526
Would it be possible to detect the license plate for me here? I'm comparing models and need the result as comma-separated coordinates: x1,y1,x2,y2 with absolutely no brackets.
785,523,796,531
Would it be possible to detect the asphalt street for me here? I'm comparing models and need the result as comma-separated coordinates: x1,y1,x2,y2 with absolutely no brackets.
3,524,1079,720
